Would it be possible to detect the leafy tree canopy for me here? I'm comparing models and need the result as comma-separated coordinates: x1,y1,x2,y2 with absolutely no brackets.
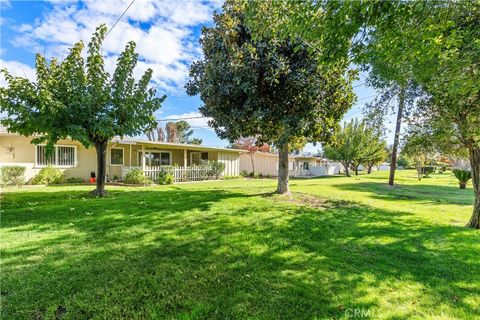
0,24,165,196
186,0,356,193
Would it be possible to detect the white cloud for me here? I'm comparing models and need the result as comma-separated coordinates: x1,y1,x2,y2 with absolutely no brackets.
8,0,221,93
163,111,213,130
0,59,36,87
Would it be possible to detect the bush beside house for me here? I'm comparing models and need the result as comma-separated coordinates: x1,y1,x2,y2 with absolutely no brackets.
124,169,153,185
30,166,65,185
0,165,26,187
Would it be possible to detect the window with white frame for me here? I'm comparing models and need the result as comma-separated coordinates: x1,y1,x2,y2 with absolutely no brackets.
36,145,76,167
110,148,124,165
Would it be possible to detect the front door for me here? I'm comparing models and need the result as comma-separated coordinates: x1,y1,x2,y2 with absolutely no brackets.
190,152,201,166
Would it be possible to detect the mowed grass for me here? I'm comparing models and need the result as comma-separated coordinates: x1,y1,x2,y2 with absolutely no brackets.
1,170,479,319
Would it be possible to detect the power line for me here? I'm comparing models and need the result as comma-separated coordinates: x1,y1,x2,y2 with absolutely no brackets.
156,116,206,122
356,93,378,102
105,0,136,38
353,82,366,88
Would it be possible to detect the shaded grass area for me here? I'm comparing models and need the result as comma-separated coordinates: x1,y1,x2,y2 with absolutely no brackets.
1,171,479,319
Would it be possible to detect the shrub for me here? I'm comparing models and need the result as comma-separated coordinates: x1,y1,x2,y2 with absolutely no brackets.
421,166,435,177
31,166,65,185
200,160,225,179
222,175,241,180
123,168,152,185
0,165,26,187
66,177,84,183
240,170,249,177
157,171,174,185
452,169,472,189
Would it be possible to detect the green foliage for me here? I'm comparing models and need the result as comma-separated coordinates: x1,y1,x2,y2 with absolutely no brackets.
421,166,435,178
221,175,242,180
31,166,65,185
240,170,249,177
200,160,225,179
323,119,385,176
397,155,412,168
157,171,174,185
66,177,84,184
186,1,355,155
452,169,472,184
188,138,203,145
0,165,26,187
0,24,165,195
123,169,152,185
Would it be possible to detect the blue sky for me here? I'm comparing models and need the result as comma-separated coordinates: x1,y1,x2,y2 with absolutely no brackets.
0,0,395,153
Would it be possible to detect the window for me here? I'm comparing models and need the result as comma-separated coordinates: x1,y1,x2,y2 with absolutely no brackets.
139,151,171,166
303,162,310,170
160,152,170,165
36,145,76,167
201,152,209,160
110,148,124,165
191,152,201,165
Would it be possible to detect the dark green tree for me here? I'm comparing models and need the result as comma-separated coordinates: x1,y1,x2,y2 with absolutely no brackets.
186,1,355,194
0,25,165,196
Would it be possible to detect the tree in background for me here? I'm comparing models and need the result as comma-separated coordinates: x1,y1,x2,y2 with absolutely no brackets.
0,25,165,196
232,137,270,175
186,1,355,194
175,120,202,144
246,0,480,228
145,126,165,142
146,120,202,145
165,122,178,143
362,139,388,174
323,120,365,177
397,2,479,228
402,129,437,181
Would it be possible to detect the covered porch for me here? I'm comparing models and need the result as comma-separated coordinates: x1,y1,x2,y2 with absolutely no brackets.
105,138,242,182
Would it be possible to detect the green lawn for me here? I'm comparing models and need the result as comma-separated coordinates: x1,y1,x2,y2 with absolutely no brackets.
1,170,479,319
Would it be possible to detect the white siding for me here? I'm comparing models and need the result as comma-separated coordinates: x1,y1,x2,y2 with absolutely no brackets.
218,151,240,176
239,152,296,176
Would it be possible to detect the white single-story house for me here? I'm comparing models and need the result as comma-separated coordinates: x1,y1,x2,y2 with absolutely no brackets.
239,152,344,177
0,128,245,182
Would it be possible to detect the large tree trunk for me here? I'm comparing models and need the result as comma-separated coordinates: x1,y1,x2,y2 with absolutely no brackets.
276,143,290,195
466,145,480,229
389,86,405,186
367,165,372,174
354,165,359,176
92,141,108,197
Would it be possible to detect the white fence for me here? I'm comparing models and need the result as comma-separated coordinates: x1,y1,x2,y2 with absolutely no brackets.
291,164,340,177
122,166,220,183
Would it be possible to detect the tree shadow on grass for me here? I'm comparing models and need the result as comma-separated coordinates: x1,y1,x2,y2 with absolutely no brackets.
331,181,473,206
1,188,479,319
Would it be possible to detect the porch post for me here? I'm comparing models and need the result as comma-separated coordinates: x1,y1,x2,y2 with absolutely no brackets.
142,145,146,171
129,144,132,168
183,149,187,168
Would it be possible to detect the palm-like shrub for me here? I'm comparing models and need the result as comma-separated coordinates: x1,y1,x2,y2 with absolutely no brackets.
452,169,472,189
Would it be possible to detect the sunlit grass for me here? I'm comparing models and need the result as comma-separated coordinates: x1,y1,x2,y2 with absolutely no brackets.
1,170,478,319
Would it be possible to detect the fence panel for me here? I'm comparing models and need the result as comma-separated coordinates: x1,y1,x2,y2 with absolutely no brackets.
142,165,216,183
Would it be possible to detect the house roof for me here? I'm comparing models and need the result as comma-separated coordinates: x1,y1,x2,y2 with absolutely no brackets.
0,128,246,153
110,137,247,153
